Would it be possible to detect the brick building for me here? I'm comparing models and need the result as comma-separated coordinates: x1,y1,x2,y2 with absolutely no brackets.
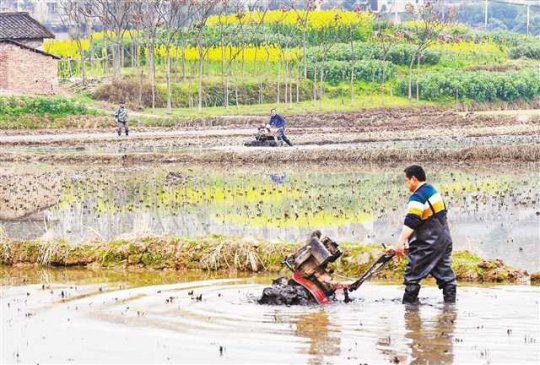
0,12,59,95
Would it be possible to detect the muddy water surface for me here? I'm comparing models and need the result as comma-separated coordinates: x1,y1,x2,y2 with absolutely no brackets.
1,268,539,364
2,163,539,271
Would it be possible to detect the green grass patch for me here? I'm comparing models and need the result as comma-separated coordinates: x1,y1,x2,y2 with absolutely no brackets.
0,96,93,116
141,94,429,119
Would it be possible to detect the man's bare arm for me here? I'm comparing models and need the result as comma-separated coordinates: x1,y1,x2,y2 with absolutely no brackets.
392,225,414,256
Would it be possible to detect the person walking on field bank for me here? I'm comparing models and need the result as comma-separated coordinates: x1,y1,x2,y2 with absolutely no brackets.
269,108,293,146
390,165,457,305
115,101,129,137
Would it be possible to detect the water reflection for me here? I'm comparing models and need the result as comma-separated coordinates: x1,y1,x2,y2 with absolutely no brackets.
404,306,457,365
294,311,341,365
2,165,539,270
270,173,288,185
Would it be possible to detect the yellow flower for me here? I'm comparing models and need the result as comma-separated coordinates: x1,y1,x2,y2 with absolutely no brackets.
207,9,373,29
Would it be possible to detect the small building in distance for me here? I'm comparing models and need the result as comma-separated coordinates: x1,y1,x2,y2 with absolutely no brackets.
0,12,59,95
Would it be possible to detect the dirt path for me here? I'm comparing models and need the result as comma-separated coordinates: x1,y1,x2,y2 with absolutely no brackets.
0,128,257,143
1,107,537,163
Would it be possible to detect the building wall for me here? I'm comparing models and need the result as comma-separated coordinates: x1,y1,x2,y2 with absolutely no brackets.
0,47,7,90
0,43,58,95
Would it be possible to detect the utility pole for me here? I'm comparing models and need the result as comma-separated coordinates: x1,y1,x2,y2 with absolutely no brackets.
484,0,489,29
527,5,530,35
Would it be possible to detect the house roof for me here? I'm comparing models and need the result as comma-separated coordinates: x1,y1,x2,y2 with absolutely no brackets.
0,12,55,40
0,39,60,59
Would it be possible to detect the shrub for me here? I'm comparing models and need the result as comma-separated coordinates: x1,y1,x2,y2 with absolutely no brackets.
93,78,163,107
307,42,440,65
397,68,540,102
509,43,540,59
0,96,89,116
93,77,314,108
306,60,396,83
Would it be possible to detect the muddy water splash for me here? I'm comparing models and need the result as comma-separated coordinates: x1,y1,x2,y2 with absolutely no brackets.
2,269,538,364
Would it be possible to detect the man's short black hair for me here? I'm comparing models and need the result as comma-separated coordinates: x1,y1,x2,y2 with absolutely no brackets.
404,165,426,181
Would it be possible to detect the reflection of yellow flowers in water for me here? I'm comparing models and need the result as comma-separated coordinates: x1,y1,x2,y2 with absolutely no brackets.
440,180,510,195
56,193,77,209
155,183,301,205
96,199,118,214
222,211,373,228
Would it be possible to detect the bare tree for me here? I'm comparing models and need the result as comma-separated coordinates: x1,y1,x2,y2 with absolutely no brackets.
289,0,318,79
59,0,91,84
374,29,395,103
219,1,267,108
83,0,134,80
132,0,163,109
192,0,219,112
403,2,442,101
315,13,340,106
157,0,196,113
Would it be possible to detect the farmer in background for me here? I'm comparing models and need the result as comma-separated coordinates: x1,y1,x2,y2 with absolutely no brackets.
269,108,293,146
390,165,457,305
114,101,129,137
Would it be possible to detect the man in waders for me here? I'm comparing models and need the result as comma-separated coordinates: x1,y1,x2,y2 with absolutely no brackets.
391,165,457,304
114,101,129,137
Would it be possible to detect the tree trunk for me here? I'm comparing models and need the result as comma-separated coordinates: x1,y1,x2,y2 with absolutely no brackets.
303,28,307,78
221,29,227,108
319,58,325,107
350,36,355,102
235,83,239,108
112,31,122,80
148,41,156,109
284,59,288,104
76,39,87,84
408,49,419,101
166,43,172,113
181,40,186,81
259,61,263,104
416,53,421,101
312,63,317,103
241,42,246,78
198,35,204,112
276,58,281,105
103,33,108,75
296,62,300,103
89,34,94,72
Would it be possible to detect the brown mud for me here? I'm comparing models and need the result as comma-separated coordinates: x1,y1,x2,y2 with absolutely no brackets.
1,106,537,164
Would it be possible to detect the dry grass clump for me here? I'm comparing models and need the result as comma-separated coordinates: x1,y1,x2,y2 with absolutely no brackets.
199,236,288,272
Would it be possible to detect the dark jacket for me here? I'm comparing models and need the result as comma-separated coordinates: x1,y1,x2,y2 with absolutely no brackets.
270,113,286,128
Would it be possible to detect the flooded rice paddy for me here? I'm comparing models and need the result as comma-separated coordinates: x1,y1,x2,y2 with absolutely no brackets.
1,162,539,272
1,268,539,364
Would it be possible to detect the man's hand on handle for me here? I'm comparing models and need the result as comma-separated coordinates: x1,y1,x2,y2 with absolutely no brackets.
387,226,414,257
388,241,406,257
